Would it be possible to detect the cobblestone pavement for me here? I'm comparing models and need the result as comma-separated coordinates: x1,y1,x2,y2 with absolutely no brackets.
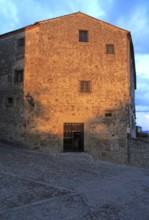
0,143,149,220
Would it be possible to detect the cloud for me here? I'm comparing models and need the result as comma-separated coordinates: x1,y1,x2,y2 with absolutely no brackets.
116,5,149,53
135,54,149,110
73,0,106,18
145,114,149,119
0,0,109,34
136,76,149,107
52,0,109,19
135,54,149,78
0,0,18,22
136,112,149,130
35,0,105,21
129,7,148,33
0,0,71,34
115,2,149,32
135,53,149,129
0,0,19,33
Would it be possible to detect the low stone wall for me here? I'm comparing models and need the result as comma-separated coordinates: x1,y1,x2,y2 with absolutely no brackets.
129,138,149,168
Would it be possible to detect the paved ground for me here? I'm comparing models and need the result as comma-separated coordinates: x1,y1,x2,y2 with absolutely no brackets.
0,143,149,220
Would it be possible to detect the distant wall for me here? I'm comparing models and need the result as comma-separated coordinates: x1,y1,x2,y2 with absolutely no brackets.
129,138,149,168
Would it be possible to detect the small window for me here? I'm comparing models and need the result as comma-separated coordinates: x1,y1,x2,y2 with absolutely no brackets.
8,97,13,104
79,30,88,42
105,112,112,117
17,38,25,47
6,97,14,107
106,44,114,54
80,81,91,93
14,70,24,82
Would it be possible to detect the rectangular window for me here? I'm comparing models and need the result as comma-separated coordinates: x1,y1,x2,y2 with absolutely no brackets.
106,44,114,54
6,97,14,107
80,81,91,93
105,112,112,117
8,97,13,104
17,37,25,59
79,30,88,42
14,70,24,82
17,38,25,47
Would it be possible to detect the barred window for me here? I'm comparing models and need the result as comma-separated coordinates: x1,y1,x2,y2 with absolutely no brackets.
80,81,91,93
79,30,88,42
14,70,24,82
106,44,114,54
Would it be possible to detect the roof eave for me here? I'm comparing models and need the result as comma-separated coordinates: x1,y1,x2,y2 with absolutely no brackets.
0,22,39,39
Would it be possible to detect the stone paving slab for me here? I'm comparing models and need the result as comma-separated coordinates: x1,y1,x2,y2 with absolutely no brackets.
0,143,149,220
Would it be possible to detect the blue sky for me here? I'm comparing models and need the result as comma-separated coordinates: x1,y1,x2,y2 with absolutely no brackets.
0,0,149,130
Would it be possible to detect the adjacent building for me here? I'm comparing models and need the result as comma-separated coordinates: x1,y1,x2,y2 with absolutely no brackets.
0,12,136,163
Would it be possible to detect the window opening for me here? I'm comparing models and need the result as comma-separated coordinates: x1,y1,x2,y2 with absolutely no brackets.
106,44,114,54
17,38,25,47
80,81,91,93
79,30,88,42
105,112,112,117
14,70,24,82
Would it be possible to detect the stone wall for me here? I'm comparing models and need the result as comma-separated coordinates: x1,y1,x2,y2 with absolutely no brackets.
0,32,25,143
0,13,136,164
129,138,149,168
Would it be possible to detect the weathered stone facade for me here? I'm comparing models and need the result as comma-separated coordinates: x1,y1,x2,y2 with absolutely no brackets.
129,138,149,168
0,12,136,163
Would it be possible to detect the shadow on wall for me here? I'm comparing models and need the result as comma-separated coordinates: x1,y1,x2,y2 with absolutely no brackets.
15,96,131,164
0,32,131,163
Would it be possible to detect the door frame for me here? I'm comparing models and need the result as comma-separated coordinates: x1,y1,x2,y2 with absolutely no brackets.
63,122,84,152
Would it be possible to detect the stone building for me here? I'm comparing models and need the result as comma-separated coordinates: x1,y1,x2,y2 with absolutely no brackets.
0,12,136,163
